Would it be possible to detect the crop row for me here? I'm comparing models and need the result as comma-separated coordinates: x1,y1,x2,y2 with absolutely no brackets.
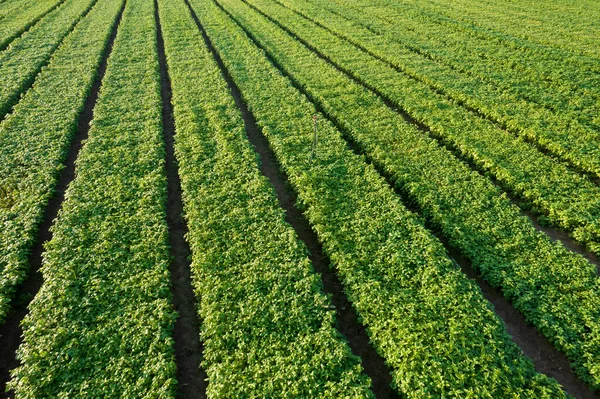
366,0,600,87
158,0,374,396
309,0,600,168
191,0,569,396
279,0,600,176
0,0,96,120
330,0,600,125
0,0,122,323
395,0,600,61
244,0,600,256
0,0,64,50
216,0,600,389
9,0,178,396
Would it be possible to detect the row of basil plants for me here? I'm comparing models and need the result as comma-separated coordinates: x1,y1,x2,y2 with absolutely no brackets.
217,0,600,389
158,0,374,396
0,0,122,323
189,0,569,396
9,0,179,396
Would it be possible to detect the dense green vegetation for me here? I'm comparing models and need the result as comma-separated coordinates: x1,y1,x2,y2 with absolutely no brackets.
0,0,96,120
244,0,600,256
297,0,600,178
157,0,373,396
187,0,570,396
391,0,600,60
0,0,63,50
0,0,123,323
9,0,178,396
1,0,599,396
316,0,600,129
216,0,600,388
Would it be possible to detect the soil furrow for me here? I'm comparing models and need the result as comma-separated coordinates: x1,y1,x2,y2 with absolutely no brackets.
154,1,207,398
441,239,599,399
184,0,399,397
214,3,600,397
0,3,125,396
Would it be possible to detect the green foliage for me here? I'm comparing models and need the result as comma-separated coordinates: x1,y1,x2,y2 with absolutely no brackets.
301,0,600,172
0,0,97,119
2,0,596,395
158,0,373,396
0,0,122,323
190,0,569,396
0,0,62,50
9,0,178,397
370,0,600,67
253,0,600,256
216,0,600,389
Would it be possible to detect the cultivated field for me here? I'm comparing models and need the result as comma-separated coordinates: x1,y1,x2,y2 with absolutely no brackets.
0,0,599,397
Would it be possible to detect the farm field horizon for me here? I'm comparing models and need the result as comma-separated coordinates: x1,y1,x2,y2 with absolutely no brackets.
0,0,599,397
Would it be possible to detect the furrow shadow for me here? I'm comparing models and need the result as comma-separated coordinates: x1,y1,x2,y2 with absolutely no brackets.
154,1,207,397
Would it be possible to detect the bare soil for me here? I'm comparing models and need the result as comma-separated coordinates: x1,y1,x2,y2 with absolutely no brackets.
443,238,599,399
